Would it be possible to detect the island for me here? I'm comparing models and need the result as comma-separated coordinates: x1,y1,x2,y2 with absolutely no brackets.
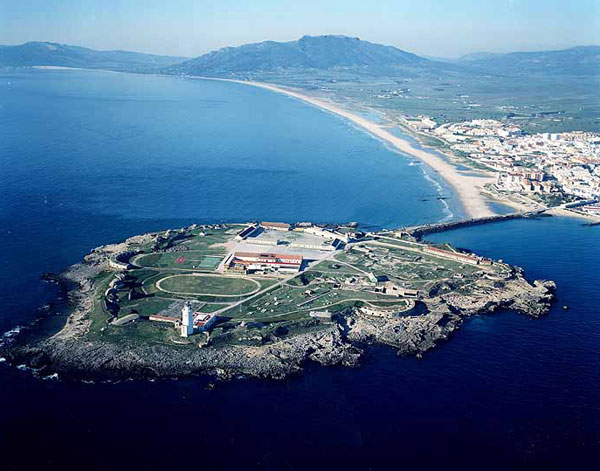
1,221,556,381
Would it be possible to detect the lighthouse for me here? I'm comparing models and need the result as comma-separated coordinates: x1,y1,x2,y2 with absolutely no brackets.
180,303,194,337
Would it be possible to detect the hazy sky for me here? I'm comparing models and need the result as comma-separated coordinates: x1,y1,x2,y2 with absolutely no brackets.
1,0,599,58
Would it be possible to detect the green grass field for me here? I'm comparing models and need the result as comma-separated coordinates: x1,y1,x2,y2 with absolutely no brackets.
82,221,505,347
158,274,260,296
198,256,222,269
135,252,224,270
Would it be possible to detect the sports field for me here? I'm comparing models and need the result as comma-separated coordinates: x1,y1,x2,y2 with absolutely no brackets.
157,274,261,296
198,256,222,268
135,252,223,270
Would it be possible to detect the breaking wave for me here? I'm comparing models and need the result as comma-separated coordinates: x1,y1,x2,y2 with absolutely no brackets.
420,166,454,222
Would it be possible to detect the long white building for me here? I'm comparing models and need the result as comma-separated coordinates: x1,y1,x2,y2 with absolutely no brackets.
228,251,303,274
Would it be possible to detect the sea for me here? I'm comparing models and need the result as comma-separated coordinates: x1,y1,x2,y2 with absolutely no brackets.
0,68,599,470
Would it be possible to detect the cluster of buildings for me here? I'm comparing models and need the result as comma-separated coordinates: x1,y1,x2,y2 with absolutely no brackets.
373,87,412,100
580,204,600,217
421,118,600,200
369,278,419,298
148,304,217,338
228,221,353,275
553,165,600,199
402,115,437,131
496,170,558,195
226,251,303,274
236,221,349,249
180,304,217,337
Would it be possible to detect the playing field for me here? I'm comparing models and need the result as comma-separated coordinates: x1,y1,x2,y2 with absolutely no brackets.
135,252,223,270
198,256,222,269
157,274,260,296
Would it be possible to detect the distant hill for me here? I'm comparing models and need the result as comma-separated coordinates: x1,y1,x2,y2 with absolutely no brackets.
4,38,596,78
164,35,442,76
458,46,600,75
0,42,186,72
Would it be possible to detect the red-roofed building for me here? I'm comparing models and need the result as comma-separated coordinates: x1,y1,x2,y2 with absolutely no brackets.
194,312,217,331
228,251,303,273
424,246,492,266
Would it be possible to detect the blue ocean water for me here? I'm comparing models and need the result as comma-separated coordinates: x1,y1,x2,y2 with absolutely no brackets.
1,69,600,469
0,68,457,332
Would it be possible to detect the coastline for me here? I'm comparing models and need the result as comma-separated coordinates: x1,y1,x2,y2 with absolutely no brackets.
22,67,537,221
20,68,592,223
1,221,556,382
205,77,499,219
545,206,600,223
0,68,571,382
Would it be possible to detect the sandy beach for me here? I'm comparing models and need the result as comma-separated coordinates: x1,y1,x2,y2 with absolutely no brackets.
211,78,499,219
545,206,600,223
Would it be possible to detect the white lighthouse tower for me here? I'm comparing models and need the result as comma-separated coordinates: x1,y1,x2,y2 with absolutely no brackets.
181,303,194,337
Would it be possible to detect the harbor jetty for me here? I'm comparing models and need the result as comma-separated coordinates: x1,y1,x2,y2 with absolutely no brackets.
405,210,544,240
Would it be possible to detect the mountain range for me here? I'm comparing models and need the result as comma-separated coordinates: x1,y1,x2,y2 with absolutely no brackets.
1,36,598,77
164,35,436,76
0,41,185,72
457,45,600,75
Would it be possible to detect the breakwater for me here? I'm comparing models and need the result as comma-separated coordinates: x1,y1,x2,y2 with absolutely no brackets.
405,210,544,239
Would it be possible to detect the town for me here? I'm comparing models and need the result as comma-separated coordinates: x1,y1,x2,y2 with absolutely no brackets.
404,117,600,217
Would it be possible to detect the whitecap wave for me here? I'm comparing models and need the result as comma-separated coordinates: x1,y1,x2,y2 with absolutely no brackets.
2,326,22,339
1,325,24,348
420,166,454,222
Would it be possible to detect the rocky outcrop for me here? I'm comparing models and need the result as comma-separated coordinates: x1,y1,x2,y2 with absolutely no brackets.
509,279,556,316
3,323,361,381
2,270,555,381
340,271,556,358
345,309,459,355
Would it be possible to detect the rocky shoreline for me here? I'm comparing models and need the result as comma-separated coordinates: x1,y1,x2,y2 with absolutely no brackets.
0,228,556,382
